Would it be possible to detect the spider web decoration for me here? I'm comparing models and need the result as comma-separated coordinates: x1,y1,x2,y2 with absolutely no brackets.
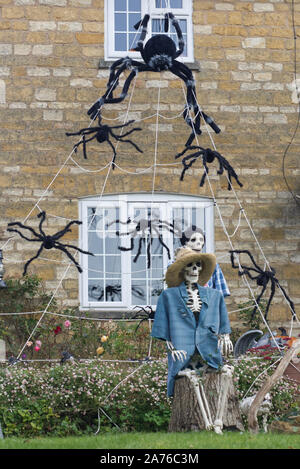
66,115,143,169
1,5,299,420
87,12,221,148
108,217,181,269
230,249,296,322
175,145,243,190
7,211,94,275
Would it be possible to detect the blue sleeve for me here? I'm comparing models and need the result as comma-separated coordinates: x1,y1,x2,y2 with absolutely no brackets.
219,294,231,335
151,292,171,342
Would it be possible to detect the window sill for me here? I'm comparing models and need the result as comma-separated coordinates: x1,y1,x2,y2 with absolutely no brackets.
99,58,201,71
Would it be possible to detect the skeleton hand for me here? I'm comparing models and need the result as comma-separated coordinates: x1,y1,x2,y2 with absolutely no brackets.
218,334,233,357
166,341,187,362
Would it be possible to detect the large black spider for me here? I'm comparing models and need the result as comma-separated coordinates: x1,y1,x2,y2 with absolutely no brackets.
7,211,94,275
175,145,243,190
110,217,180,268
230,249,296,321
131,305,156,332
87,12,220,146
66,115,143,169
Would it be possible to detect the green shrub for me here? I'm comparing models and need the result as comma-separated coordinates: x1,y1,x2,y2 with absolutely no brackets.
0,360,170,437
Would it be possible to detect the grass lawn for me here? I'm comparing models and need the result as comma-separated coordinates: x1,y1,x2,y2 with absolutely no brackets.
0,431,300,450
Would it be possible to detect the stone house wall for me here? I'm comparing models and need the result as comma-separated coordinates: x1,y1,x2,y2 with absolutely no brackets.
0,0,299,330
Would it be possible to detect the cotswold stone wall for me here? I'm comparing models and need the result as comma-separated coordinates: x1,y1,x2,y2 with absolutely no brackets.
0,0,299,326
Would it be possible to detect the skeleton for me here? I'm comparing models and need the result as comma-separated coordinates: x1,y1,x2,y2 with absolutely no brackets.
168,261,234,434
240,393,272,432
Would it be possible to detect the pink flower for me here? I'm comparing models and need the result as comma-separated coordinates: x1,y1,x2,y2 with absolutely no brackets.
64,320,71,328
35,340,42,347
34,346,40,352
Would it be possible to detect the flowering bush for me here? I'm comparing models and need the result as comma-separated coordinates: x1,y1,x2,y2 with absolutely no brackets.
0,359,171,437
233,345,300,428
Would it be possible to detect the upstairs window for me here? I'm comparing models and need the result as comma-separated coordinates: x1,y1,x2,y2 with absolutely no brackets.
105,0,194,62
79,193,214,312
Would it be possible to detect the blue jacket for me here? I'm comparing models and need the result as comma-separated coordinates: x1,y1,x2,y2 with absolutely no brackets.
151,282,231,397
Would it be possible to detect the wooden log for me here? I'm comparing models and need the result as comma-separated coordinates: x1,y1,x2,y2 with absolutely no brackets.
168,369,244,432
248,339,300,434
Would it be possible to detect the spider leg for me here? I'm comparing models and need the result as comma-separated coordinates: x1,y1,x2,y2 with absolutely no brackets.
106,138,117,169
110,131,143,154
251,282,268,319
87,62,137,119
23,244,44,276
146,237,152,269
211,150,243,190
66,127,98,137
7,222,42,241
175,145,205,160
109,119,136,130
152,226,171,260
52,220,82,241
199,153,210,187
168,13,185,58
55,240,94,257
263,280,276,320
131,14,150,55
6,227,42,243
37,211,47,237
275,281,297,320
106,69,139,105
118,237,135,252
133,237,144,264
231,249,263,273
54,244,84,273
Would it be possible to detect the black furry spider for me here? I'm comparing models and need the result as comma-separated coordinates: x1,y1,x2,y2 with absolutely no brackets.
87,12,220,146
230,249,296,321
131,305,155,332
7,211,93,275
66,115,143,168
110,217,179,268
175,145,243,190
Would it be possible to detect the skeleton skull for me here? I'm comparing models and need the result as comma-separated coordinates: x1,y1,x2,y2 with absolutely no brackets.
184,261,202,284
186,232,205,252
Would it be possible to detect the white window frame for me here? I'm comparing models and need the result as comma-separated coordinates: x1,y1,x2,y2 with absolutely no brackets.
105,0,194,63
79,192,214,312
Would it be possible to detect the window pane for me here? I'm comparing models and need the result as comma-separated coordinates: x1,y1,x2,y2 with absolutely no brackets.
152,19,164,33
106,236,120,254
88,280,104,301
115,0,126,11
171,18,187,33
104,281,122,301
150,280,163,304
129,33,139,50
88,232,103,254
88,255,104,277
115,13,127,31
115,33,127,51
129,0,141,10
155,0,182,7
88,207,102,230
171,0,182,7
106,255,121,277
129,13,141,31
131,281,147,303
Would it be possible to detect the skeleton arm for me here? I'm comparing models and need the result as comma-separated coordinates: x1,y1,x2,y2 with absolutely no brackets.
218,334,233,357
166,341,187,362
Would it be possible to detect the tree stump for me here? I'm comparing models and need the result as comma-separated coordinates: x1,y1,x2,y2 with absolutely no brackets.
168,369,244,432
